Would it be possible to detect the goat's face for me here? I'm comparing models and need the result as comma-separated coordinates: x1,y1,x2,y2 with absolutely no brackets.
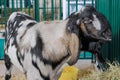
79,6,112,42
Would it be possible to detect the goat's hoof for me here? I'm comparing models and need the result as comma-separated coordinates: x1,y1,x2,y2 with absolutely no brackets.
97,62,110,71
5,74,11,80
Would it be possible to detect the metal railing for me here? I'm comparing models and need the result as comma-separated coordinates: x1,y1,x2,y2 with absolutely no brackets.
0,0,95,60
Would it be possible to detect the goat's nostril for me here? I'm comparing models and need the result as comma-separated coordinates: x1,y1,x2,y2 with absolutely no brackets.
102,33,105,36
107,38,112,41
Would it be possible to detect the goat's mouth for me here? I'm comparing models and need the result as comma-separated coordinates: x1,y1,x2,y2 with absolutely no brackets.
80,23,112,42
90,35,112,42
100,37,112,41
83,33,112,42
99,36,112,42
96,31,112,42
82,30,112,42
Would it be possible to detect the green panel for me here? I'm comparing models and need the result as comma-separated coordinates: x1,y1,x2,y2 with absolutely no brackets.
80,52,93,59
0,38,4,59
96,0,120,62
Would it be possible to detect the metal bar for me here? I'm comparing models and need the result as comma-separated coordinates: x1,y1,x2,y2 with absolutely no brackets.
35,0,40,21
12,0,14,12
59,0,62,20
43,0,46,20
91,54,94,63
0,0,1,20
51,0,54,20
76,0,78,12
39,0,41,21
92,0,94,6
0,0,2,8
20,0,22,11
4,0,7,23
68,0,70,16
95,0,97,8
84,0,86,5
16,0,18,8
40,7,60,9
46,0,48,20
63,0,67,19
0,22,6,24
84,51,86,58
28,0,31,15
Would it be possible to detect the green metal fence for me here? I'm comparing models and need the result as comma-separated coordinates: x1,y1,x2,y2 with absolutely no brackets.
0,0,39,28
39,0,63,21
96,0,120,62
1,0,119,62
0,0,95,26
0,38,4,60
0,0,39,59
67,0,95,16
0,0,96,60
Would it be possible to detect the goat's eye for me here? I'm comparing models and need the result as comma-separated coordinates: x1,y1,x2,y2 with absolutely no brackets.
84,18,92,24
103,32,105,36
84,17,89,21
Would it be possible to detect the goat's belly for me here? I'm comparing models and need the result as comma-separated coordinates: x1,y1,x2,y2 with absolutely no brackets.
7,45,24,72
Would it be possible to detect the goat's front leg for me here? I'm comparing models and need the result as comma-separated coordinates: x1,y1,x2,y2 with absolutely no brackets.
50,56,70,80
95,51,110,71
4,54,13,80
95,45,109,71
89,42,109,71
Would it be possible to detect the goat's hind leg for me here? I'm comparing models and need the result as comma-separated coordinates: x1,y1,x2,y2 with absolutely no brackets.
4,54,13,80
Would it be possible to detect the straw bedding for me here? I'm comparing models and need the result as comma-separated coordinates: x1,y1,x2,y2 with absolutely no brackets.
78,61,120,80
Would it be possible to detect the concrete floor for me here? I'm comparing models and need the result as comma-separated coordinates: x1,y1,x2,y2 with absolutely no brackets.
74,59,94,69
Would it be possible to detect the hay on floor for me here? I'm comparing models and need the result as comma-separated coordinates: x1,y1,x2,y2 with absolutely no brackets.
78,61,120,80
1,62,120,80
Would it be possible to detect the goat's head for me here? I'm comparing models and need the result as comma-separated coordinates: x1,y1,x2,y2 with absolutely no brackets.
78,6,112,42
66,6,112,65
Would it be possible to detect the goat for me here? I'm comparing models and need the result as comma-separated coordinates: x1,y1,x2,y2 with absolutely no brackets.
4,6,111,80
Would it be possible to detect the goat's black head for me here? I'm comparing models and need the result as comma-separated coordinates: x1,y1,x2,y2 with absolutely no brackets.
66,6,112,65
78,6,112,42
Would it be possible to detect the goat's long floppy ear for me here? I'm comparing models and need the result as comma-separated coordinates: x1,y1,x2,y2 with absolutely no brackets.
67,33,79,65
80,22,102,40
